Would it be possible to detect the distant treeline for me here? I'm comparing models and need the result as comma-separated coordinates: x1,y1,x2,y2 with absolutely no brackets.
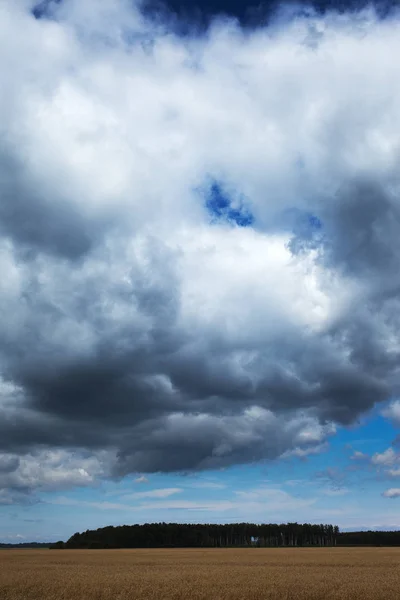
338,530,400,546
5,528,400,550
58,523,340,549
0,542,50,549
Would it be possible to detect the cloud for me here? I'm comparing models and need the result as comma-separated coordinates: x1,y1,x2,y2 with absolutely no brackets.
188,481,227,489
51,497,136,511
281,442,329,459
387,468,400,477
133,499,238,511
124,487,183,499
382,488,400,499
134,476,149,484
0,450,110,503
51,485,316,517
51,495,237,512
2,0,400,499
336,447,400,485
369,447,400,481
350,451,368,461
382,401,400,426
284,479,307,487
371,448,397,467
234,486,316,510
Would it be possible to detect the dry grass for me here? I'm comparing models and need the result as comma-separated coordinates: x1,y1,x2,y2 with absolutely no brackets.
1,547,400,600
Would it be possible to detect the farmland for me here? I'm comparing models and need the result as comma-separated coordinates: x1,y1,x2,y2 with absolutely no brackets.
1,548,400,599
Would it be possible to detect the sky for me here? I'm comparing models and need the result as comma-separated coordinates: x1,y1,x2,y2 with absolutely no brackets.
2,0,400,543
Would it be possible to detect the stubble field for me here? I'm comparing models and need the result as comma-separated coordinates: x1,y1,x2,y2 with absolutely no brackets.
1,547,400,600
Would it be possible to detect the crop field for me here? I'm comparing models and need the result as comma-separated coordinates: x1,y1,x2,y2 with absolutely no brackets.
1,547,400,600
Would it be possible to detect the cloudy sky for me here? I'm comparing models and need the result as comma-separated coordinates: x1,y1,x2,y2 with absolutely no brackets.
2,0,400,543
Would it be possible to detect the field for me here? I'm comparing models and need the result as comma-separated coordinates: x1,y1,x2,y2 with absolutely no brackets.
1,547,400,600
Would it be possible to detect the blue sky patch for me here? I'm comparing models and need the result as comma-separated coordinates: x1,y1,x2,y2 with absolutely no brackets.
31,0,62,20
205,181,254,227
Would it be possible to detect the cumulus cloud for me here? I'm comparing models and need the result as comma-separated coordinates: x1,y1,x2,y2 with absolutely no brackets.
352,446,400,485
281,442,330,459
0,449,110,503
386,468,400,477
339,446,400,485
350,451,369,461
2,0,400,500
371,448,397,467
382,488,400,499
382,401,400,426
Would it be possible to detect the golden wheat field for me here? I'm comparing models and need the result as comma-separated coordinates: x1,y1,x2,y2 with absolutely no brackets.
1,547,400,600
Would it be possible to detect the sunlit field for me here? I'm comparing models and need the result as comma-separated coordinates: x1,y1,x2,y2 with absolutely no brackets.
1,547,400,599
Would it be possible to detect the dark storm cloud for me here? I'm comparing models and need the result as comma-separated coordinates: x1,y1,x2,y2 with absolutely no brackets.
0,151,94,259
1,0,400,497
0,456,20,474
321,180,400,278
142,0,396,30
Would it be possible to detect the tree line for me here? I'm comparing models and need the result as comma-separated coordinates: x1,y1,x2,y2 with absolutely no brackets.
57,522,340,549
8,527,400,549
0,543,50,549
338,530,400,546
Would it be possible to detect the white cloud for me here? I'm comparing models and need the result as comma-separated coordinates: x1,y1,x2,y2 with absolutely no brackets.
387,468,400,477
187,481,227,489
133,499,237,511
371,448,397,467
281,443,329,459
234,486,316,510
382,401,400,426
382,488,400,499
134,476,149,484
125,487,183,499
0,450,111,501
350,451,368,461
